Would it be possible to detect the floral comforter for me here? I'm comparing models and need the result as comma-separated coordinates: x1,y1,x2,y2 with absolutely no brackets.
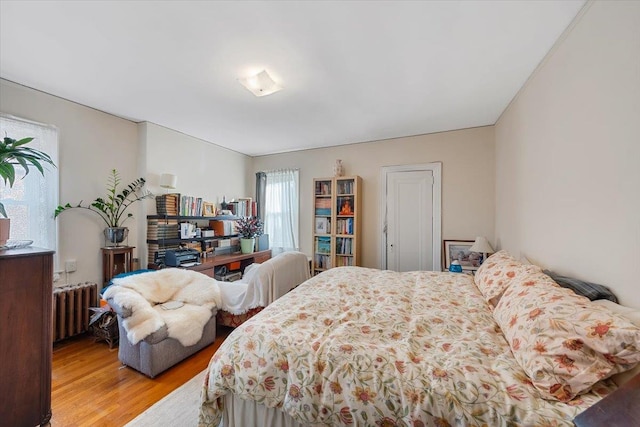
199,267,615,426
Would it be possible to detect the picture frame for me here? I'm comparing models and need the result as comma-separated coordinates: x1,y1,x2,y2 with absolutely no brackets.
202,202,217,217
443,240,482,272
315,217,329,234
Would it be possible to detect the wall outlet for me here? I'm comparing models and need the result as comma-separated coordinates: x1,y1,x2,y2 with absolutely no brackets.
65,259,77,273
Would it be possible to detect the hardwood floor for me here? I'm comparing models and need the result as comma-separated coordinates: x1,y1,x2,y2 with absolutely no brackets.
50,325,232,426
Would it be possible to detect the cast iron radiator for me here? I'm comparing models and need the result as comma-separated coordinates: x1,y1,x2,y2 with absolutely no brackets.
52,282,98,342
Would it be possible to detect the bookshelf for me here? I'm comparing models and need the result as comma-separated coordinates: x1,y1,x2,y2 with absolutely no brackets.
146,214,240,268
312,175,361,275
150,194,259,268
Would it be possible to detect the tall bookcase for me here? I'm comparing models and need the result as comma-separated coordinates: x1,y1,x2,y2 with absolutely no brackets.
312,175,362,275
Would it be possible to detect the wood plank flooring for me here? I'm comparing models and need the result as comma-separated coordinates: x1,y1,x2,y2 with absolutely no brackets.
50,325,232,426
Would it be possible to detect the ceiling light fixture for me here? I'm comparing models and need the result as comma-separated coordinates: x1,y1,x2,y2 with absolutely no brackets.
239,70,283,97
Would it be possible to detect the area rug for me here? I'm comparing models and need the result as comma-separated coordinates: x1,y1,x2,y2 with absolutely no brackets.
125,370,206,426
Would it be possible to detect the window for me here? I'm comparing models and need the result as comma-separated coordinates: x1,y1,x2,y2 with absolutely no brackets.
0,114,59,252
261,169,299,255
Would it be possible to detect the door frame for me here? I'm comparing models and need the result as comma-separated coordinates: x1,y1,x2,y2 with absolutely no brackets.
379,162,442,271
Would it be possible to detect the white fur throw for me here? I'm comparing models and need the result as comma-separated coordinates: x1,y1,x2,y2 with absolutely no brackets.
103,269,222,346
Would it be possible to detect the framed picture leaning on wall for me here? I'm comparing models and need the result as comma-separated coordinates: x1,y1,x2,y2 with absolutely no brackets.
203,202,217,217
443,240,482,272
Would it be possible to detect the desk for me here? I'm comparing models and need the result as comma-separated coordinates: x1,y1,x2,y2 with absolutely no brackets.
187,249,271,277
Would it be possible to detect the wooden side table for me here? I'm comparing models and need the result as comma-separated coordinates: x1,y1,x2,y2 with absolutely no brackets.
101,246,135,285
573,373,640,426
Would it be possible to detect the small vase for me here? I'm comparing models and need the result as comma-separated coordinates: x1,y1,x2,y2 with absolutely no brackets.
240,238,255,254
333,159,344,177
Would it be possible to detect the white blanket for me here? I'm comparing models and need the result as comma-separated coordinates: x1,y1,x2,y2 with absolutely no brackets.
103,269,222,346
218,251,311,315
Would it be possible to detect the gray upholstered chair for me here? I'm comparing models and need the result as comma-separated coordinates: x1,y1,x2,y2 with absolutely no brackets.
106,298,217,378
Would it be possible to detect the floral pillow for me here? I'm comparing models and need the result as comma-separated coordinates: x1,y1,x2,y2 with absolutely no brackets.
473,250,541,306
493,271,640,402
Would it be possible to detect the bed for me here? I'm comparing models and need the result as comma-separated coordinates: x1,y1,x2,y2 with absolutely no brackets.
198,251,640,426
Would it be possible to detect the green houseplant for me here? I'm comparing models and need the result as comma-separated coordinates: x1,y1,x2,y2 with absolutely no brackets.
235,216,263,254
54,169,153,245
0,136,56,245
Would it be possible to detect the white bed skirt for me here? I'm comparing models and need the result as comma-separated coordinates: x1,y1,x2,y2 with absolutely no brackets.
221,393,306,427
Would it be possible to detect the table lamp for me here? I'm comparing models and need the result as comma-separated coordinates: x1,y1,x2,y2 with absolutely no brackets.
470,236,494,265
159,173,177,192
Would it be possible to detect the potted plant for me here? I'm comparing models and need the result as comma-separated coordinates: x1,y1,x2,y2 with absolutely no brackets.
0,136,56,246
235,216,263,254
54,169,153,246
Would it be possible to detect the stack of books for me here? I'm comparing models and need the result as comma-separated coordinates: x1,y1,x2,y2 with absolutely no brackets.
156,194,180,216
226,198,256,217
148,243,180,266
315,198,331,216
147,218,180,240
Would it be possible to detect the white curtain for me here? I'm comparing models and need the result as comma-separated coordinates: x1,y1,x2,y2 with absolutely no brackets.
264,169,299,255
0,114,59,254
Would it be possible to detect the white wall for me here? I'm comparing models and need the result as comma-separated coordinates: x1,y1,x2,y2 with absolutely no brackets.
139,122,252,264
253,126,495,269
0,79,140,287
495,1,640,308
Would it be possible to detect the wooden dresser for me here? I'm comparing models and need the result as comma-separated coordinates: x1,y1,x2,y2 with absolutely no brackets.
0,247,54,426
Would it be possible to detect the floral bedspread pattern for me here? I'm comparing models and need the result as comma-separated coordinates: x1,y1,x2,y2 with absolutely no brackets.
199,267,614,427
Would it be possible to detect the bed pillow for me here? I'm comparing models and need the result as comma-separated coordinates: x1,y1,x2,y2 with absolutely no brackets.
473,250,541,306
493,272,640,402
543,269,618,303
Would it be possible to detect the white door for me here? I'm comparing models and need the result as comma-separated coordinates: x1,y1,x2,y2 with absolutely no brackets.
381,163,441,271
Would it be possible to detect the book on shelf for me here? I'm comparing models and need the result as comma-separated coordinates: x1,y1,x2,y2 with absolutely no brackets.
336,218,353,234
148,243,180,265
335,256,354,267
147,219,180,240
315,181,331,196
336,237,353,255
314,254,332,269
156,193,180,216
316,236,331,254
336,180,354,195
227,198,256,218
315,197,331,216
315,217,330,234
179,195,204,216
336,196,354,216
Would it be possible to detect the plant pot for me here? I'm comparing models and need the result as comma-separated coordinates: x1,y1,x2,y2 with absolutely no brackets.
0,218,9,246
104,227,129,246
240,238,255,254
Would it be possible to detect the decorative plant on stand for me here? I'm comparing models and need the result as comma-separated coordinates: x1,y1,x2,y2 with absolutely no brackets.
235,216,263,254
0,136,56,246
54,169,154,246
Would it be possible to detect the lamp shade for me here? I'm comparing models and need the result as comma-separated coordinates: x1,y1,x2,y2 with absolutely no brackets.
159,173,177,189
470,236,494,254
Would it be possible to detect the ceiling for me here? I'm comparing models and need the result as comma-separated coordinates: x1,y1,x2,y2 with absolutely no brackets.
0,1,586,156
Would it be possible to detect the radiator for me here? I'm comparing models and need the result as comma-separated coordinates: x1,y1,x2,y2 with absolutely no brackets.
52,282,98,342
